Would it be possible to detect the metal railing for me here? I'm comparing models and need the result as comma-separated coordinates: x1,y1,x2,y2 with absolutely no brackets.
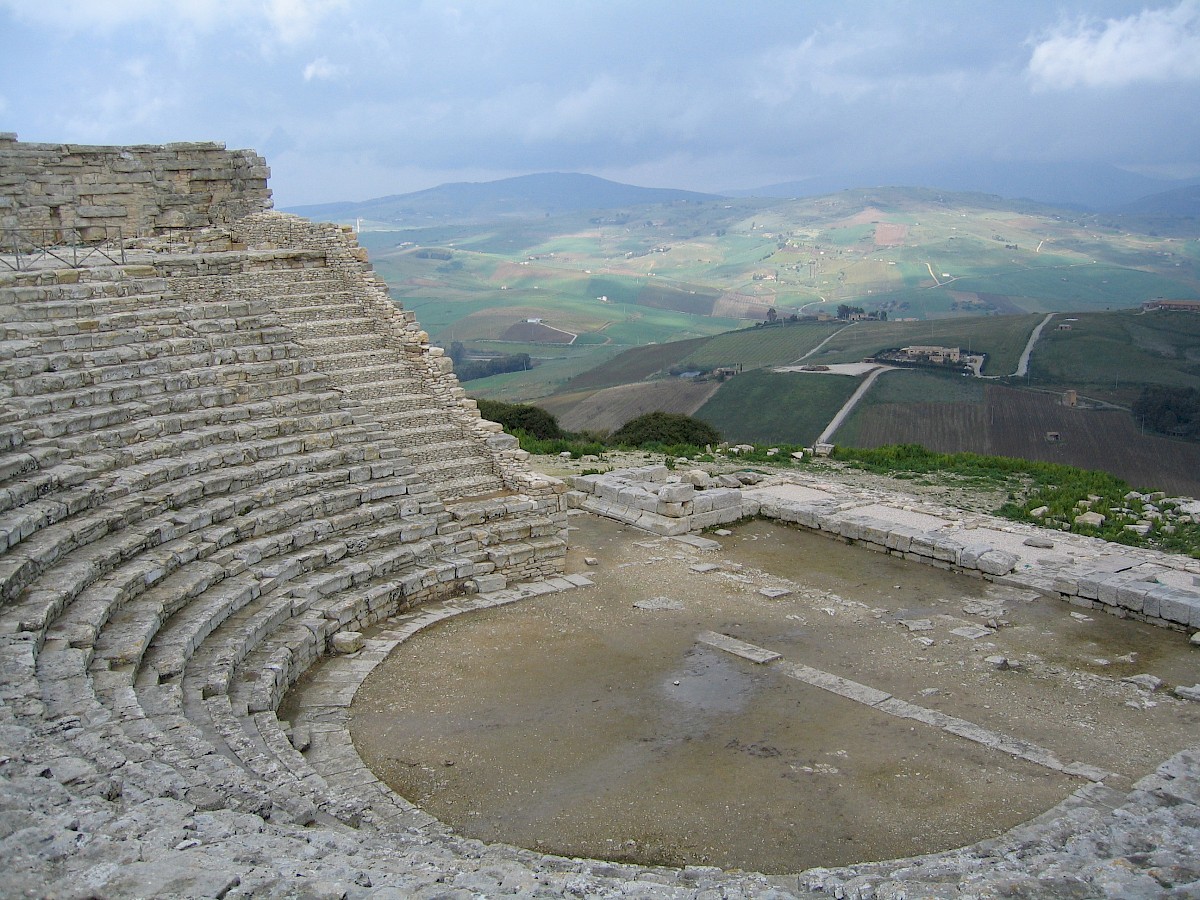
0,226,127,271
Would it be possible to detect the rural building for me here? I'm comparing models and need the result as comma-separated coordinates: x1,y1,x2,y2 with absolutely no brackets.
1142,299,1200,312
900,345,962,364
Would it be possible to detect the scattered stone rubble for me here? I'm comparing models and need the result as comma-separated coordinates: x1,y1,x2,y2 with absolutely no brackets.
1,139,1198,897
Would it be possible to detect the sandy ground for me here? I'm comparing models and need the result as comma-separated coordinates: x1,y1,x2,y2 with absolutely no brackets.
351,513,1199,874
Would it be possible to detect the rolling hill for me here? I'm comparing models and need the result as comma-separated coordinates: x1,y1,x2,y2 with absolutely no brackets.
285,173,722,225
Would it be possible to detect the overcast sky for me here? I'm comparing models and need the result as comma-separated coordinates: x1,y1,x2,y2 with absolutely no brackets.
2,0,1199,206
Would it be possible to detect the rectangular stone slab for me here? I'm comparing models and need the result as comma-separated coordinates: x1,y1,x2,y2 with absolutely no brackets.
775,661,893,706
697,631,781,664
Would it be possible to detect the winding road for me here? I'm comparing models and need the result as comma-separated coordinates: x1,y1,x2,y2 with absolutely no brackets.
1013,312,1055,377
817,365,896,444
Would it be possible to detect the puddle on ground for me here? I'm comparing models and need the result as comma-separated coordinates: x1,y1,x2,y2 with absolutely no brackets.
348,515,1199,874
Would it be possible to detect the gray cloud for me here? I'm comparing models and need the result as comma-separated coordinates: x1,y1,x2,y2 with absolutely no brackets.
2,1,1198,204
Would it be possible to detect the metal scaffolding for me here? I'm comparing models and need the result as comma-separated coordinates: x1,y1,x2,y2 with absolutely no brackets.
0,226,127,271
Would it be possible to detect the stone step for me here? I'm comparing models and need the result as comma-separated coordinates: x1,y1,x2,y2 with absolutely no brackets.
426,470,508,500
282,316,379,339
19,374,336,441
292,333,390,356
1,445,415,625
4,351,314,398
6,358,319,414
0,291,173,321
40,393,351,463
43,409,366,481
305,347,400,370
273,298,368,322
355,393,447,416
0,276,170,304
403,439,491,466
0,336,304,382
373,408,456,431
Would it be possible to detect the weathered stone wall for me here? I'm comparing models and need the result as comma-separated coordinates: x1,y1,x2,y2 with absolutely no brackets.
0,133,271,238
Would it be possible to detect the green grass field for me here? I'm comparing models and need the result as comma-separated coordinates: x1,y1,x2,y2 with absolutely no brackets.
695,369,862,445
677,322,843,370
1027,309,1200,401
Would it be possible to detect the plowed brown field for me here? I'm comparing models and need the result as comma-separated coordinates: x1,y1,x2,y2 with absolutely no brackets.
848,385,1200,496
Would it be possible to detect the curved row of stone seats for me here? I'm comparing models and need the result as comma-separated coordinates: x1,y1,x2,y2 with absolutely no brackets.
1,270,379,581
2,274,564,859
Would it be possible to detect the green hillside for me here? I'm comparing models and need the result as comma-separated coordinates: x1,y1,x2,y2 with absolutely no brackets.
695,370,861,445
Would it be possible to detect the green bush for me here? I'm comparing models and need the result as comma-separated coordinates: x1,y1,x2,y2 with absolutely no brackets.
476,400,565,440
609,412,721,448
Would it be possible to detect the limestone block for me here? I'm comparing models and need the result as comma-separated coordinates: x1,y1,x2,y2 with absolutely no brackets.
927,535,964,563
472,573,507,593
1075,572,1103,600
485,432,519,451
1149,586,1197,626
659,482,695,503
705,488,741,510
655,501,692,517
634,465,670,483
976,549,1018,576
596,480,625,503
1074,511,1106,528
331,631,364,654
860,521,892,548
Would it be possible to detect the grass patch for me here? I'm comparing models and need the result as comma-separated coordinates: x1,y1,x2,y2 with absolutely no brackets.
832,443,1200,556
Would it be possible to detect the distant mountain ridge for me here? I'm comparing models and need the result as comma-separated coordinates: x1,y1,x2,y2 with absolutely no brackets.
285,172,721,225
730,161,1193,211
1114,183,1200,218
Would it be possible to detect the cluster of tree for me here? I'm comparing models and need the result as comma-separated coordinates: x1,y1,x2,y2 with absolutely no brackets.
756,308,814,328
1132,385,1200,438
835,304,886,321
448,341,534,381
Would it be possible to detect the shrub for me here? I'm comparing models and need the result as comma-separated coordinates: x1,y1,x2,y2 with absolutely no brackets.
609,412,721,448
476,400,565,440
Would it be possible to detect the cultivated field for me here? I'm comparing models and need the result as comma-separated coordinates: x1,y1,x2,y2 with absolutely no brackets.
840,382,1200,498
360,185,1200,357
552,380,722,434
695,369,862,446
562,338,711,392
676,321,843,370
